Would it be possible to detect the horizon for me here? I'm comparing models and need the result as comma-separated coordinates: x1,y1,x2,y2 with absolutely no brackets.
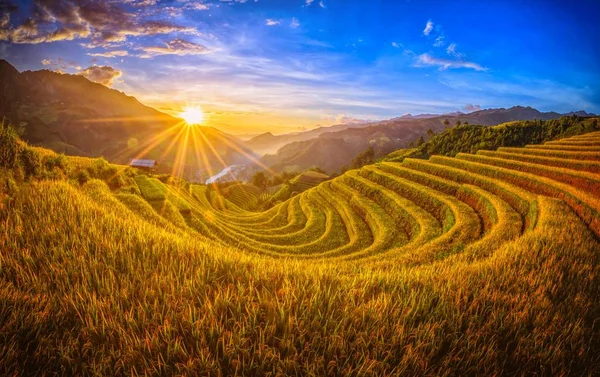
1,0,599,134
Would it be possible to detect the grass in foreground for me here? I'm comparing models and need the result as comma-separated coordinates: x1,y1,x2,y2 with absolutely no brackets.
0,124,599,375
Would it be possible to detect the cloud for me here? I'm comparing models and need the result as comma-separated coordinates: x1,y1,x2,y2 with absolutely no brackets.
392,42,401,48
290,18,300,28
305,0,315,5
0,0,198,46
423,20,434,36
334,114,368,124
433,35,445,47
446,43,458,57
266,19,281,26
319,1,326,8
140,38,209,58
39,57,81,71
78,65,122,86
464,104,481,112
123,0,159,6
415,53,487,71
88,50,129,58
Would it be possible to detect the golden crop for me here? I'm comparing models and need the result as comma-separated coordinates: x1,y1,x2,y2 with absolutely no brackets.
1,131,599,375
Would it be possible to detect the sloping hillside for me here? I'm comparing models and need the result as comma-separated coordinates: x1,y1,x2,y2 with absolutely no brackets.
1,126,599,375
0,60,256,177
264,115,599,174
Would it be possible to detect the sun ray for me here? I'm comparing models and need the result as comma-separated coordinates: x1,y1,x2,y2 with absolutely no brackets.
212,132,278,176
158,126,187,169
78,114,173,123
108,121,185,163
171,125,191,179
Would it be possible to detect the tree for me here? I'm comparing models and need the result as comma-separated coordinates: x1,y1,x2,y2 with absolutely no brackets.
0,122,24,169
251,171,268,189
352,146,375,169
463,121,469,126
443,119,450,127
426,129,435,139
416,136,425,147
456,120,462,126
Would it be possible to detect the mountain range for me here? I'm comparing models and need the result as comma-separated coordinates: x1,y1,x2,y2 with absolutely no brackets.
258,106,595,173
1,59,594,176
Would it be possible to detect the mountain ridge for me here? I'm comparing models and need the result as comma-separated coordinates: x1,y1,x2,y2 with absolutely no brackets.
0,59,256,178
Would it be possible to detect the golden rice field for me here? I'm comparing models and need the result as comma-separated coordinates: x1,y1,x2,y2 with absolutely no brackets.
1,132,599,375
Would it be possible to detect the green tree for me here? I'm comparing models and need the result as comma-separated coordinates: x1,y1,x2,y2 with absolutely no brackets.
426,129,435,139
416,136,425,147
20,147,42,179
456,120,462,126
352,146,375,169
0,122,24,170
251,171,268,189
443,119,450,127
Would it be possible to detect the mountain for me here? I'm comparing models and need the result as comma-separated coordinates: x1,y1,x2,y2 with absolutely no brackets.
245,121,374,155
262,138,358,173
0,59,255,177
398,113,441,119
261,105,596,174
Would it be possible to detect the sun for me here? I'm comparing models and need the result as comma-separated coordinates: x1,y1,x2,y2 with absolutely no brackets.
180,107,205,125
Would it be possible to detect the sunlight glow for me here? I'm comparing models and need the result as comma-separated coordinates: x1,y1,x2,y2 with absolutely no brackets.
180,107,205,125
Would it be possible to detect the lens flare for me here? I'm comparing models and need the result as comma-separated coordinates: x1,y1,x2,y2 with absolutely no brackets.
180,107,205,125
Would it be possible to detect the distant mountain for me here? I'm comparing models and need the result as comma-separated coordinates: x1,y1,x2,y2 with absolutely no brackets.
0,59,255,177
245,122,373,155
261,105,596,174
398,113,441,119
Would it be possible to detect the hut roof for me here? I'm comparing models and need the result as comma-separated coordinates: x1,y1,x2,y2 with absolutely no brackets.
130,159,157,168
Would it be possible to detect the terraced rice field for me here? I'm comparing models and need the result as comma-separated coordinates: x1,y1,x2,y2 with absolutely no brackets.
165,131,600,263
221,183,264,211
3,131,599,375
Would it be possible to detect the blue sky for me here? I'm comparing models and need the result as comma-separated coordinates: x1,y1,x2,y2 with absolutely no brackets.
1,0,599,134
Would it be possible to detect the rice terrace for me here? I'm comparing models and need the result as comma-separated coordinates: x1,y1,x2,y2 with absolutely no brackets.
1,0,599,376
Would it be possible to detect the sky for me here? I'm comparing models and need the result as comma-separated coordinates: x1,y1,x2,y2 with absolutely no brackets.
1,0,599,135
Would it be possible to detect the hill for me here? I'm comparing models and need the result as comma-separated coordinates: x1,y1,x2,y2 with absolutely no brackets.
260,107,596,174
0,59,256,178
245,121,373,155
1,120,599,375
384,116,600,162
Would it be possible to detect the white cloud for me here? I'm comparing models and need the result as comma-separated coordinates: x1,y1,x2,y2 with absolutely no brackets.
305,0,314,5
446,43,465,58
139,38,209,58
392,42,401,48
464,104,481,112
290,18,300,28
423,20,434,36
78,65,122,86
415,53,487,71
433,35,445,47
319,1,326,8
88,50,129,58
333,114,369,124
185,3,209,11
266,19,281,26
